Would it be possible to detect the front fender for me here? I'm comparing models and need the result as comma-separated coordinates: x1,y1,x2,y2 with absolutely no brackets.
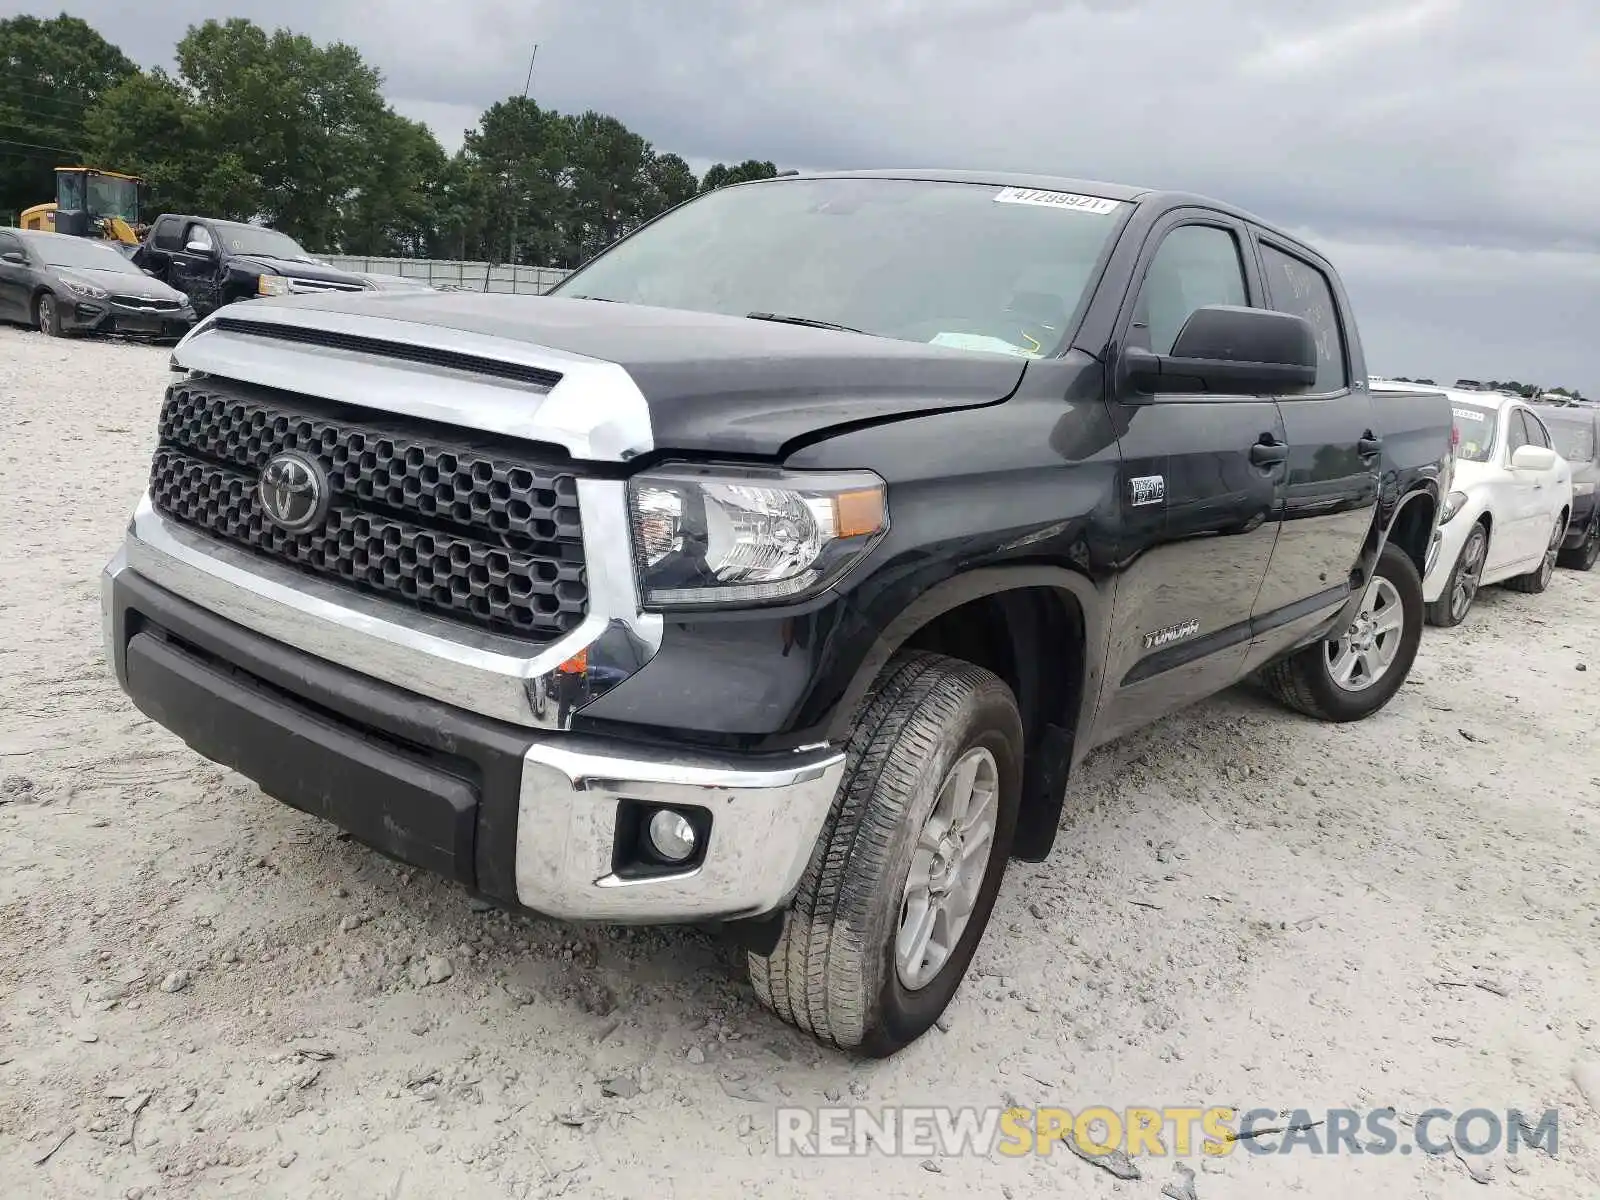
1330,481,1440,633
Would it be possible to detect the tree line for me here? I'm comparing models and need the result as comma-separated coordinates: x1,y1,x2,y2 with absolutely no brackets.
0,13,780,267
1390,378,1587,402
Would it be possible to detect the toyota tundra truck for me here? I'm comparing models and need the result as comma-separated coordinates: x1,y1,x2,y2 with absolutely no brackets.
101,170,1454,1056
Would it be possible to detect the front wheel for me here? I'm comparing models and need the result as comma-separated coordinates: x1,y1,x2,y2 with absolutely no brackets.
35,292,64,337
1426,521,1487,627
1260,540,1424,723
1504,514,1565,594
748,650,1023,1057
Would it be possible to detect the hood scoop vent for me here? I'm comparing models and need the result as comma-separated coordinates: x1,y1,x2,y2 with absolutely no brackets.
208,316,565,392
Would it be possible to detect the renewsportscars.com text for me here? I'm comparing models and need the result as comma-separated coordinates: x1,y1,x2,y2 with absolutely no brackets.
774,1105,1560,1159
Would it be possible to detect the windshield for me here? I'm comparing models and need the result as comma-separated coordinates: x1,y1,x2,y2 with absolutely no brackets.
552,177,1129,356
218,224,313,260
1451,403,1498,463
29,236,142,273
86,173,139,223
1546,420,1595,463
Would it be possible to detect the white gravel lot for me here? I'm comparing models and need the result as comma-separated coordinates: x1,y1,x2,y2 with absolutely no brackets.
2,324,1598,1200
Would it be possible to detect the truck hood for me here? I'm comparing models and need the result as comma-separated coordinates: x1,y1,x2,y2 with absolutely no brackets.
181,292,1032,458
236,254,367,285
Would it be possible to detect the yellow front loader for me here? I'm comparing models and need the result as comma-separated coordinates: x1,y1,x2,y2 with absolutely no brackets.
19,167,147,249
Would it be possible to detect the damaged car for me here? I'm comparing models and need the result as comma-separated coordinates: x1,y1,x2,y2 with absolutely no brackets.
0,227,195,342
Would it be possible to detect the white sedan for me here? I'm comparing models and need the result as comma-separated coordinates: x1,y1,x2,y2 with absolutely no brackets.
1372,382,1573,626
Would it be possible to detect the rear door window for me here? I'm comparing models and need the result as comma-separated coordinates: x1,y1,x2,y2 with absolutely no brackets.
153,218,184,251
1258,243,1348,394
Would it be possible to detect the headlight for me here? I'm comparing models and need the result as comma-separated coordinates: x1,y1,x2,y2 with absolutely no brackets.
257,275,292,296
62,278,107,299
627,465,888,608
1440,490,1468,524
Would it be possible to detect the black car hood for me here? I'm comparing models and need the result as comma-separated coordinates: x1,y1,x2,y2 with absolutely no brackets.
249,292,1032,456
236,254,366,285
55,266,187,303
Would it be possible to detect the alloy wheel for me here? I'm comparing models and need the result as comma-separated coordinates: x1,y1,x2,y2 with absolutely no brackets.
1327,575,1405,693
1451,530,1486,622
896,747,999,991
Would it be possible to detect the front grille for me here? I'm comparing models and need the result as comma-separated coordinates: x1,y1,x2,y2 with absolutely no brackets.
111,295,183,310
288,278,365,294
149,380,588,642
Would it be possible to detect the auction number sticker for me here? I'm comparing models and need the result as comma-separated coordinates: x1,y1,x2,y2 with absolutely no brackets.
1453,408,1486,422
993,187,1121,215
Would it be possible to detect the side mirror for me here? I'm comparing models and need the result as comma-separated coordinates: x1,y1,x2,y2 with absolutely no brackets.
1121,305,1319,398
0,250,25,265
1511,445,1558,472
185,241,216,256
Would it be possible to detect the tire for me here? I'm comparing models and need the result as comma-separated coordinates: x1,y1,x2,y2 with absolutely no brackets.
1504,513,1565,594
1556,516,1599,572
35,292,64,337
1425,521,1488,627
748,650,1023,1057
1260,540,1424,723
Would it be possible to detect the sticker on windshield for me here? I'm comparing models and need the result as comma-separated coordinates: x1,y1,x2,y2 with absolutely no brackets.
1453,408,1486,422
993,187,1121,215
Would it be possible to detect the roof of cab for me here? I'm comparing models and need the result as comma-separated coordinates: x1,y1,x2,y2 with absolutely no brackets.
778,167,1305,247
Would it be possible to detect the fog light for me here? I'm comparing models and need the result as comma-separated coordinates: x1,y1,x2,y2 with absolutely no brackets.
646,809,697,863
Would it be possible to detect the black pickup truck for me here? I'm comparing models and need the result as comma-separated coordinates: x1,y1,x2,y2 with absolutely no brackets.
102,170,1453,1056
131,213,369,316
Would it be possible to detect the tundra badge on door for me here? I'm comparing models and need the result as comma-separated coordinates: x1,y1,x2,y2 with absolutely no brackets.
1143,618,1199,650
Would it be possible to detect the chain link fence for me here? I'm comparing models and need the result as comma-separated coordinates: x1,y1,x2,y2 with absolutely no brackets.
318,256,571,295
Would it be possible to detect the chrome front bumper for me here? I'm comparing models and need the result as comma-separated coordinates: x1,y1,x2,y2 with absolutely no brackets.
103,544,845,923
516,739,843,921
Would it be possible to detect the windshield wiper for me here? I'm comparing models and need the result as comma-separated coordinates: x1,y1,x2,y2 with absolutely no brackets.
746,311,865,334
562,294,615,302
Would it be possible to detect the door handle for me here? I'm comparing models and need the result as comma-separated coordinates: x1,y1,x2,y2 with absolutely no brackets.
1357,434,1383,458
1249,439,1288,467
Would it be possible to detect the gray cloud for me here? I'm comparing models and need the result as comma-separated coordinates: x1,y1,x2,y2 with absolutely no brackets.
22,0,1599,390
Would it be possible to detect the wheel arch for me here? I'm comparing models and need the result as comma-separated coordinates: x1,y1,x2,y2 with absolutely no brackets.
1383,484,1439,581
1331,482,1439,633
825,564,1111,863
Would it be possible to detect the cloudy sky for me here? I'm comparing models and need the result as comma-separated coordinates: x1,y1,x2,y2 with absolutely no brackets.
18,0,1598,392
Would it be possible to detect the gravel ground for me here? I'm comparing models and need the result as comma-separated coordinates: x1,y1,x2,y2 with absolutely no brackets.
2,324,1598,1200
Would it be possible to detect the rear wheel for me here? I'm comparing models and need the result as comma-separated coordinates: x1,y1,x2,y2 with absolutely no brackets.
1504,514,1565,593
35,292,63,337
1557,515,1599,572
1426,522,1487,627
748,650,1023,1057
1260,540,1424,723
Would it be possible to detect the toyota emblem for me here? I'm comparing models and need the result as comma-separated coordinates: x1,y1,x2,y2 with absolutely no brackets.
258,451,330,534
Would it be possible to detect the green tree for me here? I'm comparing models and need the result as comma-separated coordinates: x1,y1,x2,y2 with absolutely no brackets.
342,112,450,257
699,159,778,192
0,13,136,221
458,97,572,266
644,152,698,216
171,19,400,248
85,70,259,217
561,110,660,265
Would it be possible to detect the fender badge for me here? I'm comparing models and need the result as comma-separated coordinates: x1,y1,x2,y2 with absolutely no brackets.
1143,619,1199,650
1130,475,1166,507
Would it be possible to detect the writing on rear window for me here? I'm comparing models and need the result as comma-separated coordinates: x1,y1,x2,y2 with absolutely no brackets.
993,188,1121,215
1453,408,1486,422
